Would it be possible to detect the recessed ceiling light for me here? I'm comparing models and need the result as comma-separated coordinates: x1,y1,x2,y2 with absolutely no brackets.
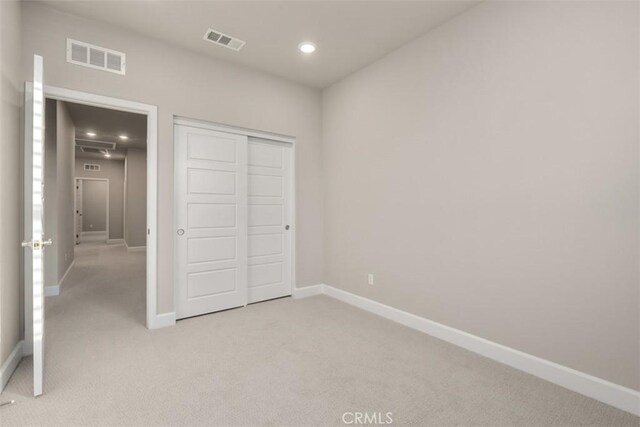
298,42,316,54
119,135,128,140
86,131,96,137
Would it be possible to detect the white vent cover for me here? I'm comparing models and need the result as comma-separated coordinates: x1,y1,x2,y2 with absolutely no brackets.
67,39,126,75
76,139,116,150
84,163,101,171
203,29,246,51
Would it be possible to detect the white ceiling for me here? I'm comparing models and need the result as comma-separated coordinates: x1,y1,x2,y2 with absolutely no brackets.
64,101,147,160
41,1,479,88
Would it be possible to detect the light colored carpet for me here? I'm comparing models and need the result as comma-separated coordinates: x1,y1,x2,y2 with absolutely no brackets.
1,244,638,426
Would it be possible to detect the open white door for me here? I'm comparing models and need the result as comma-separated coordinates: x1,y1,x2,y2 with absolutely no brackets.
23,55,49,397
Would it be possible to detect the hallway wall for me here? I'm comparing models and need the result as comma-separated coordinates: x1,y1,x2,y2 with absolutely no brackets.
124,148,147,248
55,102,76,284
42,100,76,294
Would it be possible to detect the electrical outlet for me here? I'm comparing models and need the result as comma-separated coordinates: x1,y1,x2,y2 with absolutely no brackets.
368,273,374,286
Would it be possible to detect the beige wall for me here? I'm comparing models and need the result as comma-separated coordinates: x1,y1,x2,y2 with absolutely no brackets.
21,2,324,314
75,159,125,240
55,102,76,282
0,0,23,367
43,100,75,288
322,1,639,390
82,180,107,232
124,149,147,248
44,99,58,287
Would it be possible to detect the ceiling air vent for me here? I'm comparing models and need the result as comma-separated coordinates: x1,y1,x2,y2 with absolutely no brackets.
66,38,126,75
80,147,107,155
76,139,116,150
203,28,246,51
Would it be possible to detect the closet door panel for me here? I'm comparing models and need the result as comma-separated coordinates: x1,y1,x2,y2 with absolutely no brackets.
175,125,247,319
247,139,292,304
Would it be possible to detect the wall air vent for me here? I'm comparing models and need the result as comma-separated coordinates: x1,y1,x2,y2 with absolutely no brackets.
203,28,246,51
66,39,126,75
84,163,101,171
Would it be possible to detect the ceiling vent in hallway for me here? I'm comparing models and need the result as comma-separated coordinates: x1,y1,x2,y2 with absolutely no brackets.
203,28,246,51
76,139,116,150
66,39,126,75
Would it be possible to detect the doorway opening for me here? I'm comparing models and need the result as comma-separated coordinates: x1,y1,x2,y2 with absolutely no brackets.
75,178,109,245
24,84,161,377
41,99,148,312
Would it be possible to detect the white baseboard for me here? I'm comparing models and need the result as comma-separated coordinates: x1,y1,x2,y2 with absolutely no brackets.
59,258,75,286
80,231,107,243
149,312,176,329
45,259,76,298
318,285,639,416
292,284,325,299
0,340,23,391
81,231,106,236
125,242,146,252
44,285,60,297
107,238,124,244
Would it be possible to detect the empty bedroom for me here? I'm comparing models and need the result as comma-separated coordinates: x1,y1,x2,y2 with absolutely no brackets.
0,0,638,426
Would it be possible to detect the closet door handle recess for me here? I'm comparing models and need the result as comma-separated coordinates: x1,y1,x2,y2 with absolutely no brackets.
177,229,185,236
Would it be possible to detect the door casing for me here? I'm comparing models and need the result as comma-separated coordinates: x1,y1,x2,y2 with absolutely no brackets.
23,83,162,358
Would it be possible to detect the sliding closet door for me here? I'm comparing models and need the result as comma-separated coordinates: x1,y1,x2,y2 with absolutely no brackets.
247,139,292,303
175,125,247,319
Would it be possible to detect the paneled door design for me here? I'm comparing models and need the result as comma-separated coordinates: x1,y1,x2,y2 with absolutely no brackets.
175,125,248,319
247,139,293,303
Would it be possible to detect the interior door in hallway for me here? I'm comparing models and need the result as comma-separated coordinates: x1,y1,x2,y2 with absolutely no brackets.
23,54,49,396
175,125,248,319
247,139,293,303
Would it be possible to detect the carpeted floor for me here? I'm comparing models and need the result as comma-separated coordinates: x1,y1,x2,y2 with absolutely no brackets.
1,244,637,426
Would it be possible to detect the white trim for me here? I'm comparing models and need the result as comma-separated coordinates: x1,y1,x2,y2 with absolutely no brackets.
45,259,77,297
58,258,75,287
174,117,295,145
107,238,124,244
43,84,159,330
44,285,60,297
292,284,325,299
149,312,176,329
290,143,297,295
319,285,640,416
126,245,146,252
0,341,23,391
81,231,107,236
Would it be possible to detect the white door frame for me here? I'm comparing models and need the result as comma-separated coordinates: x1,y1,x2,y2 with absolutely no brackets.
74,177,109,243
172,117,296,310
24,84,162,336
